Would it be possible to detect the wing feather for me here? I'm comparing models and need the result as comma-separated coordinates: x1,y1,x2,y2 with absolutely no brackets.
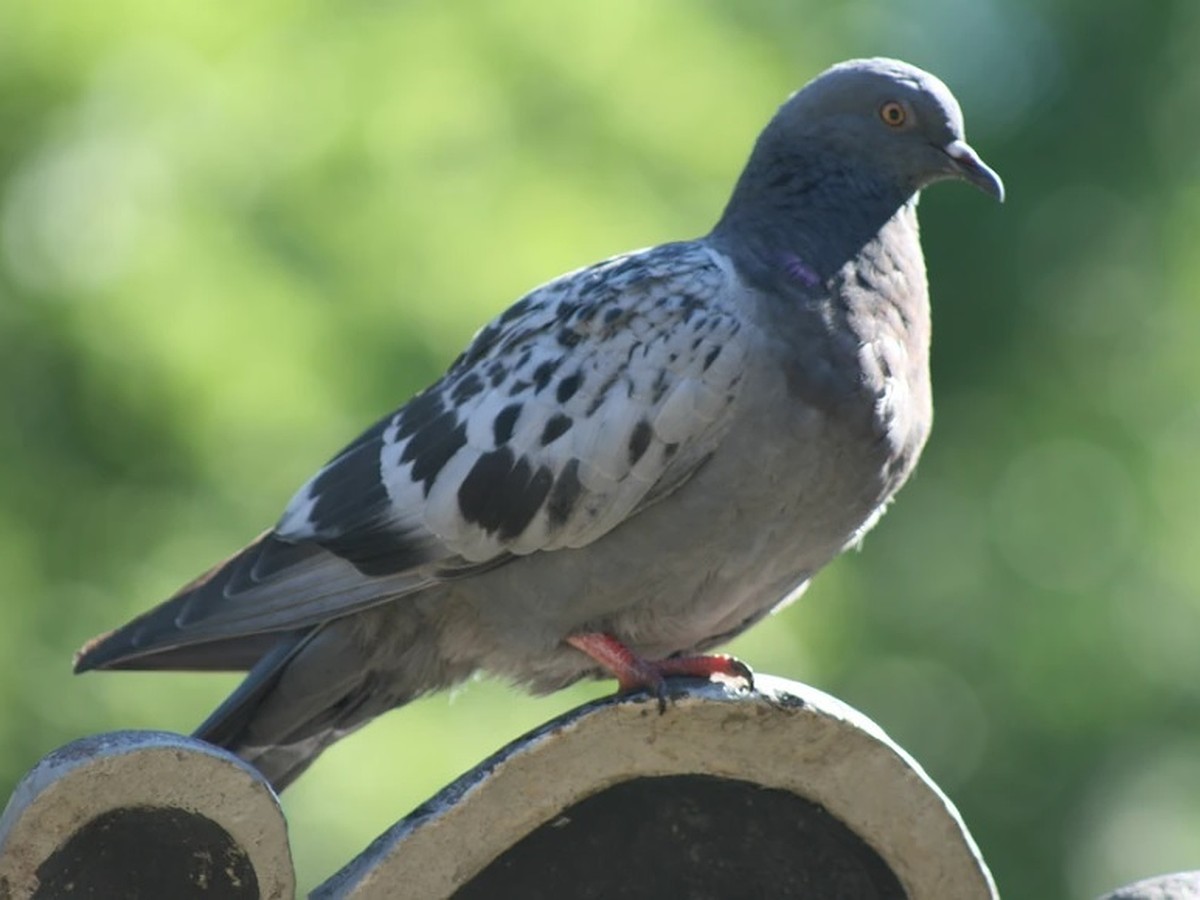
77,240,751,670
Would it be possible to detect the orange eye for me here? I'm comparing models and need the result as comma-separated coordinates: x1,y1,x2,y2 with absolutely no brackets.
879,101,907,127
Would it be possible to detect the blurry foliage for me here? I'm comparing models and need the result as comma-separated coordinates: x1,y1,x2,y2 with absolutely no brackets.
2,0,1198,896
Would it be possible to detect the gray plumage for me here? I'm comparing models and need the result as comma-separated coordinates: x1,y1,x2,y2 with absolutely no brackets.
75,58,1003,791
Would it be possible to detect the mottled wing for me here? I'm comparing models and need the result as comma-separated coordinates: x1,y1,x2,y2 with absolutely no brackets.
283,239,749,567
77,241,750,669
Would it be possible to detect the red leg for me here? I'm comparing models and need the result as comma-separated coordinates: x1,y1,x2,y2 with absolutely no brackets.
566,633,754,708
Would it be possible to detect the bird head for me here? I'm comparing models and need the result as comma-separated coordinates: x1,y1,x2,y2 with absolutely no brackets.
773,58,1005,203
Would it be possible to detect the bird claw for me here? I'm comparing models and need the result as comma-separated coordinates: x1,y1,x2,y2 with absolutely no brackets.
566,633,755,712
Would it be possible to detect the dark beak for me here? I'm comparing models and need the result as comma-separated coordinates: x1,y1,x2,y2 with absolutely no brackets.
943,139,1004,202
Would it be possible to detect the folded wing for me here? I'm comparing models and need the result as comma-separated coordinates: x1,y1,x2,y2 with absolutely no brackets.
75,241,750,672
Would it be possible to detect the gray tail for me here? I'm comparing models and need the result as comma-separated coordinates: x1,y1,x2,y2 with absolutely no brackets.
193,625,411,792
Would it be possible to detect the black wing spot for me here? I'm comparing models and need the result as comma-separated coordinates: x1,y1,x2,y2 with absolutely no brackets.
546,459,583,529
493,403,523,446
487,361,508,387
679,292,706,316
454,322,502,373
395,389,446,441
495,460,555,541
457,449,553,540
586,370,621,416
450,372,484,403
578,275,606,299
499,296,532,325
308,444,388,536
556,327,583,348
608,255,644,280
628,419,652,466
702,346,721,372
651,370,670,403
458,447,516,530
532,358,562,393
402,411,469,496
541,414,573,446
556,372,583,404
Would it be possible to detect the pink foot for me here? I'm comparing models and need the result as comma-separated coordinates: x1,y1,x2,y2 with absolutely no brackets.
566,632,754,710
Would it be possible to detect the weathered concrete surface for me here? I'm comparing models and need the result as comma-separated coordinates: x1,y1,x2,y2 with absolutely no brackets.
0,730,294,899
1100,872,1200,899
314,675,996,900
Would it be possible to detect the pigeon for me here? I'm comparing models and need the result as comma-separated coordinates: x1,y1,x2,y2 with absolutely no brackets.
75,58,1003,791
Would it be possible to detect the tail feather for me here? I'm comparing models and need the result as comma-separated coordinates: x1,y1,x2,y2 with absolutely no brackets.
191,623,412,792
192,630,314,746
75,530,454,791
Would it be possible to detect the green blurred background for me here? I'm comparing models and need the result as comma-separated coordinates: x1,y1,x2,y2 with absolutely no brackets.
2,0,1198,896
